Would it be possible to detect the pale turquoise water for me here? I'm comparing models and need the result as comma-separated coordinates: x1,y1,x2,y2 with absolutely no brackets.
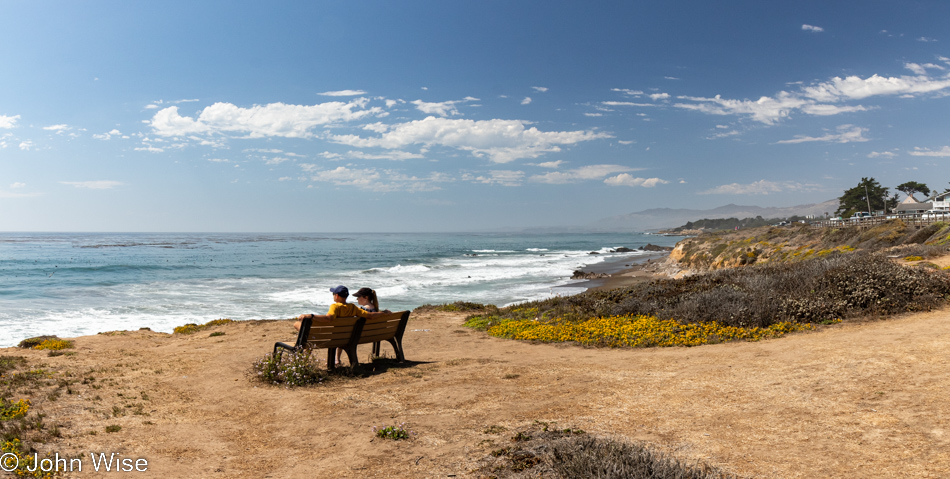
0,232,680,346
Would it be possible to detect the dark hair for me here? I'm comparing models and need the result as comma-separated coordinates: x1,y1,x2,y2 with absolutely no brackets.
354,287,379,310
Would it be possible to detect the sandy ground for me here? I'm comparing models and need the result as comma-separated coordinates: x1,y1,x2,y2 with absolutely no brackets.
3,303,950,478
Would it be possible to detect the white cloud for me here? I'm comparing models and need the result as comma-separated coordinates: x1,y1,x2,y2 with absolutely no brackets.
208,158,230,162
909,146,950,157
411,97,478,117
799,104,871,116
10,182,26,188
532,160,564,169
93,129,123,140
699,180,819,195
867,151,897,158
60,180,123,189
278,177,293,181
327,116,611,163
0,115,21,129
521,97,532,105
603,101,657,107
150,99,385,138
649,93,670,101
675,92,810,124
674,69,950,124
617,140,635,145
664,76,680,80
584,112,603,117
19,140,32,150
603,174,668,187
532,86,549,93
917,37,938,42
308,166,450,192
705,129,741,140
344,150,425,161
264,156,291,165
802,24,824,32
611,88,644,96
134,146,164,153
43,124,69,131
318,90,368,96
801,74,950,101
529,164,633,184
776,125,869,144
462,170,525,186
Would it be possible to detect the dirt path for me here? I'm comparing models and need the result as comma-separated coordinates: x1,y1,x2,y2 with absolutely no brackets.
4,308,950,478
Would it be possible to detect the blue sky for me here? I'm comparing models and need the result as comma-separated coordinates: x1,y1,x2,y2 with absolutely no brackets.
2,1,950,232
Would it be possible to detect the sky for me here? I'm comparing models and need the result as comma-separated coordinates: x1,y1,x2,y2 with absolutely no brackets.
2,1,950,232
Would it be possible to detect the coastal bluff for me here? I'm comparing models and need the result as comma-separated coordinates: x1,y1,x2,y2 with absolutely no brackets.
3,305,950,477
665,220,950,274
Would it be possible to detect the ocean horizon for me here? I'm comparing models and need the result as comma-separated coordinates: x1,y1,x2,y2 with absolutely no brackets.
0,231,681,347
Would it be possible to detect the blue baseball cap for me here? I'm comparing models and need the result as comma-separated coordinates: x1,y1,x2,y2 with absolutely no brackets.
329,285,348,296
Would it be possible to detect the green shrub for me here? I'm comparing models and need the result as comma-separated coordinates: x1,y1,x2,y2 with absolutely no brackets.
373,422,414,440
248,350,328,387
174,318,234,334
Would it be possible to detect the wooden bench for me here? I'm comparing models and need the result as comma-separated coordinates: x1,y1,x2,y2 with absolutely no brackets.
273,310,411,370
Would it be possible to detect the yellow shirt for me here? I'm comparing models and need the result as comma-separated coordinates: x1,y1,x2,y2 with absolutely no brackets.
326,302,369,318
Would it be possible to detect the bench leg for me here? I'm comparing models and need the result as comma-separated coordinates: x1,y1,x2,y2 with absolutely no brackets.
343,346,359,368
387,338,405,361
327,347,336,371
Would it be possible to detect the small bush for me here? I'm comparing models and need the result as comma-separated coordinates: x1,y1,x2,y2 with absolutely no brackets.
33,339,74,351
16,336,59,349
174,318,234,334
373,422,414,440
0,399,31,420
415,301,498,313
904,256,924,262
0,356,26,375
209,331,225,337
551,436,739,479
105,425,121,433
248,350,328,387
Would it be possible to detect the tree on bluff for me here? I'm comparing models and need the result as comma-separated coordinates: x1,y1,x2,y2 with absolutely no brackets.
836,177,897,217
896,181,931,200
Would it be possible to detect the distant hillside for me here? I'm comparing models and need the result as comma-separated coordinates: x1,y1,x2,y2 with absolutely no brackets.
587,199,839,232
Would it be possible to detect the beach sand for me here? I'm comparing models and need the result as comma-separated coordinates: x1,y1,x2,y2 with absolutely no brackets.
4,302,950,478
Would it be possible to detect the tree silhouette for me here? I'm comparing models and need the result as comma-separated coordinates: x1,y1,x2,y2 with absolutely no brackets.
896,181,931,200
836,177,897,217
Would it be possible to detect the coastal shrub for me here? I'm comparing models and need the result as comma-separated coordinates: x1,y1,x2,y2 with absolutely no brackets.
373,422,414,440
32,339,74,351
16,336,59,349
414,301,498,313
550,436,740,479
248,350,328,387
0,438,51,479
0,356,26,376
0,399,31,421
173,318,234,334
466,252,950,346
474,422,736,479
904,256,924,262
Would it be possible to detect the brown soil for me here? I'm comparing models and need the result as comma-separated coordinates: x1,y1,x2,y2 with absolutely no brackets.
4,306,950,478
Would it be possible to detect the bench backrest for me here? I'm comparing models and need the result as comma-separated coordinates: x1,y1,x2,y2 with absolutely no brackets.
304,316,365,350
356,311,410,345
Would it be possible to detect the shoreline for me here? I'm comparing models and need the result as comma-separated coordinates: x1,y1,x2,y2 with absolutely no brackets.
565,251,672,292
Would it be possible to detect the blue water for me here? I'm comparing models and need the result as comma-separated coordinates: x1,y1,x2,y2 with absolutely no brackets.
0,232,680,346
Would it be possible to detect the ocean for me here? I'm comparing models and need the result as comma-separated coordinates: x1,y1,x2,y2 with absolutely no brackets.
0,232,680,347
